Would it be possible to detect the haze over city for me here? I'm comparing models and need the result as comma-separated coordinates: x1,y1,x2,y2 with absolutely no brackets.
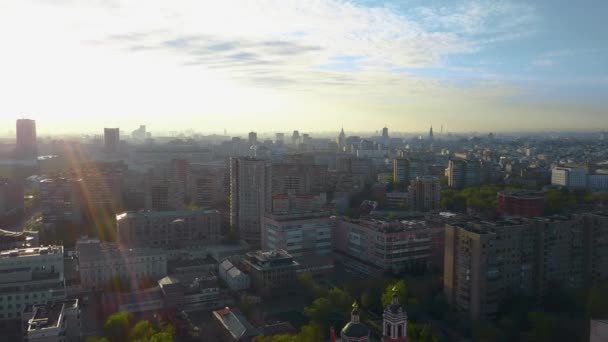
1,0,606,134
2,2,608,342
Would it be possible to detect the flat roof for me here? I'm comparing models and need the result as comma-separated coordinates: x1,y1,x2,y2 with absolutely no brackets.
0,246,62,258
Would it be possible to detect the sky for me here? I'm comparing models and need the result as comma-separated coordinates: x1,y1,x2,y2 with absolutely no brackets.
0,0,606,135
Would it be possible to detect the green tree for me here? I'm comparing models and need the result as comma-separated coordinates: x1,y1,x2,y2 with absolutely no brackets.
253,324,321,342
297,272,326,298
129,320,156,341
587,282,608,318
85,337,110,342
304,288,352,330
524,311,554,342
382,280,415,307
407,322,440,342
104,311,133,342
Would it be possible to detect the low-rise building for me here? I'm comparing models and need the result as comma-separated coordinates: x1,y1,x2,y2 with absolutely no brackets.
241,250,299,297
76,237,167,289
23,299,80,342
497,190,544,218
116,209,221,248
219,260,250,291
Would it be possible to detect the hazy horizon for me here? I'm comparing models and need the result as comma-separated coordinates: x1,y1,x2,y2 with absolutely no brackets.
0,0,606,133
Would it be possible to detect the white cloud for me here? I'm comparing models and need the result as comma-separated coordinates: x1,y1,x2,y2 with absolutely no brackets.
5,0,598,134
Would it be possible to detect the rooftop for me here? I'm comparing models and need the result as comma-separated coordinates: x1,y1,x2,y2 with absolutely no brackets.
27,300,78,333
341,217,441,233
264,211,332,221
0,246,62,259
213,307,258,340
116,208,219,220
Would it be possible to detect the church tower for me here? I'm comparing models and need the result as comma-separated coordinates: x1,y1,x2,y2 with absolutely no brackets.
341,301,370,342
382,287,408,342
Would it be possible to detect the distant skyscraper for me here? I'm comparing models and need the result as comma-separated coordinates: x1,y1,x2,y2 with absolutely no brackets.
338,127,346,151
131,125,146,140
248,131,258,146
292,130,300,146
230,157,272,245
382,126,389,146
104,128,120,153
275,132,285,145
16,119,37,159
429,126,434,141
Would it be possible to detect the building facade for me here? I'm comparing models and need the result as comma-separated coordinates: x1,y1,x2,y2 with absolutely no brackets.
444,213,608,320
408,176,441,212
497,190,544,218
241,250,299,297
333,217,444,274
103,128,120,153
0,246,66,321
262,211,334,274
76,237,167,289
116,209,221,248
16,119,37,160
39,178,83,226
230,158,272,245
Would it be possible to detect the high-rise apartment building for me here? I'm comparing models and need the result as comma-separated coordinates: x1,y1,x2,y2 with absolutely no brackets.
230,158,272,245
103,128,120,153
447,159,481,189
408,176,441,212
145,179,184,211
291,130,300,146
272,163,327,195
189,166,225,207
248,131,258,146
16,119,37,159
444,214,608,320
393,158,426,186
0,178,24,219
39,178,83,225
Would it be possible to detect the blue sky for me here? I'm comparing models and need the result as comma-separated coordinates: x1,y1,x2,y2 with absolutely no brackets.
0,0,606,134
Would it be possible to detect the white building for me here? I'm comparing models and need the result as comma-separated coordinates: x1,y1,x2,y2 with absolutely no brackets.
551,167,587,188
24,299,81,342
551,167,608,190
76,237,167,289
262,212,333,258
218,260,250,291
0,246,66,320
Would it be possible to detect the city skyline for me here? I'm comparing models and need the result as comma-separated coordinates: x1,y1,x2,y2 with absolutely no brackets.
0,0,606,134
